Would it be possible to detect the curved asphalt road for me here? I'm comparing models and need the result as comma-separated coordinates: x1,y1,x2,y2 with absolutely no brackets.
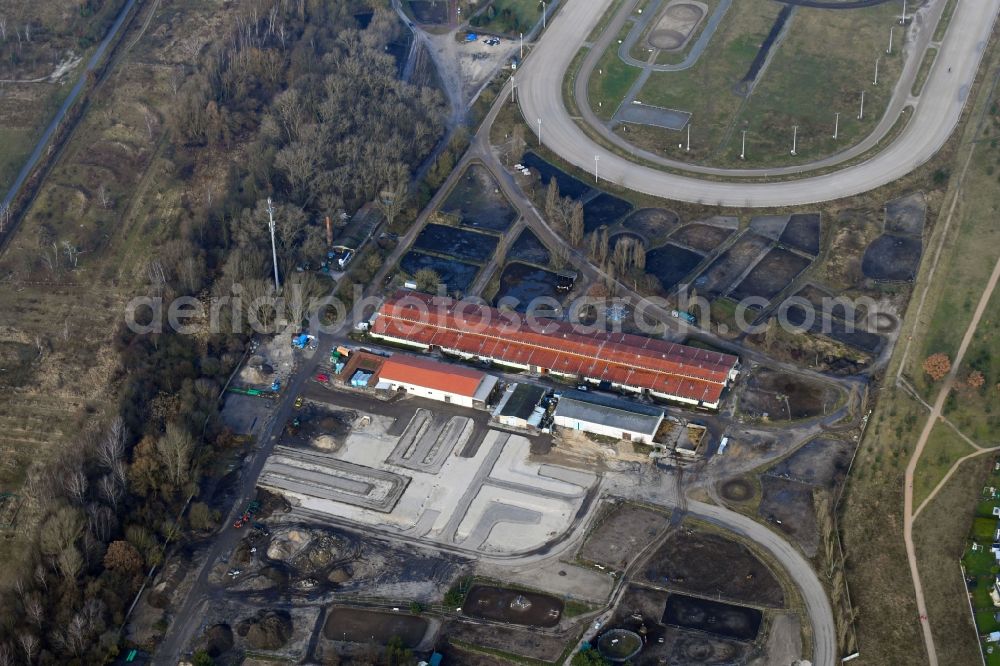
690,499,836,666
519,0,1000,206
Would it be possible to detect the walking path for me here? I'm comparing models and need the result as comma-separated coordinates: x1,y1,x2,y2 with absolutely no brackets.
903,254,1000,665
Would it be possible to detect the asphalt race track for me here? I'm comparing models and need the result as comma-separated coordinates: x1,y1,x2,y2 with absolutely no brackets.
518,0,1000,207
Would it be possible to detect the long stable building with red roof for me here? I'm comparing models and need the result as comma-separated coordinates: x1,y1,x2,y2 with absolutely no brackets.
368,292,739,409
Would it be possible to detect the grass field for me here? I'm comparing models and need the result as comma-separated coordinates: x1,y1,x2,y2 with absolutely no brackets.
840,35,1000,666
912,423,975,509
0,0,238,588
916,454,995,666
589,23,642,120
0,127,37,196
471,0,543,35
942,283,1000,441
621,0,779,163
0,77,78,196
721,0,903,166
907,106,1000,400
912,47,938,96
584,0,908,168
0,0,127,194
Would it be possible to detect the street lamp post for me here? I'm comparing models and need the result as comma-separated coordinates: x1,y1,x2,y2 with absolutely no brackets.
900,0,907,24
686,123,691,152
833,112,840,139
594,154,599,182
266,197,280,291
520,33,524,59
858,90,865,120
537,117,542,145
790,125,798,156
740,129,747,160
541,1,546,29
887,26,894,54
874,57,880,86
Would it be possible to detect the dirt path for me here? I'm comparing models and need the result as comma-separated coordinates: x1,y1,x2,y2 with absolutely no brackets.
903,253,1000,665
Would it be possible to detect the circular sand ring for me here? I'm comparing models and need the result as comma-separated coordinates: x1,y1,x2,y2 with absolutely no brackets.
646,3,706,51
720,478,755,502
597,629,643,662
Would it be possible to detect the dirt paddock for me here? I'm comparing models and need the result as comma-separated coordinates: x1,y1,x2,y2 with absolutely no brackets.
578,502,672,569
640,523,785,608
463,585,564,627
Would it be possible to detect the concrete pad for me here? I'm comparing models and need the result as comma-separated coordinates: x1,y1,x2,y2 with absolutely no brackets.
456,485,580,553
489,436,593,496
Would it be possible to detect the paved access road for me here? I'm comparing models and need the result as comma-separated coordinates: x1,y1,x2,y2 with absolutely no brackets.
518,0,1000,207
690,499,836,666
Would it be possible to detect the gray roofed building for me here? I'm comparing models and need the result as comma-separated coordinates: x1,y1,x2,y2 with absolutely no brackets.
554,390,665,443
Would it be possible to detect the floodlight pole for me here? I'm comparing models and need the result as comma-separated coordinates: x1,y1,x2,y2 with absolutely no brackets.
740,129,747,160
887,26,894,54
266,197,280,292
858,90,865,120
833,112,840,139
790,125,798,156
874,57,880,86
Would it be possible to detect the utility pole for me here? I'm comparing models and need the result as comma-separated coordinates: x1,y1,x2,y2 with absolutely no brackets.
686,123,691,152
790,125,798,156
858,90,865,120
887,26,894,54
537,117,542,145
740,129,747,160
833,112,840,139
266,197,280,292
873,57,880,86
594,154,600,182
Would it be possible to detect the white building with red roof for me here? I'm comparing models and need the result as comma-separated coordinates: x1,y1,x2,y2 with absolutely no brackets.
376,353,499,409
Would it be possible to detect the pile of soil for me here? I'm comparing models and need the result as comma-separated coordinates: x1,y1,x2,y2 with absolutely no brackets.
200,624,234,657
238,610,294,650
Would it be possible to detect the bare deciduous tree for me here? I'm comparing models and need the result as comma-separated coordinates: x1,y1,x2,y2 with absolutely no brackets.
33,564,47,592
17,632,37,664
61,241,81,268
97,183,111,209
63,467,87,505
23,593,43,628
374,179,409,231
97,416,127,483
56,545,83,581
98,474,123,513
156,423,194,489
88,501,116,542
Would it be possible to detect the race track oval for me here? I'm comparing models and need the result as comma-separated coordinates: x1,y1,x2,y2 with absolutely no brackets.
517,0,1000,207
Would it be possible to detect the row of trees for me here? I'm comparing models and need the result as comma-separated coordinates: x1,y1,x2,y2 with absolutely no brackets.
541,179,646,283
